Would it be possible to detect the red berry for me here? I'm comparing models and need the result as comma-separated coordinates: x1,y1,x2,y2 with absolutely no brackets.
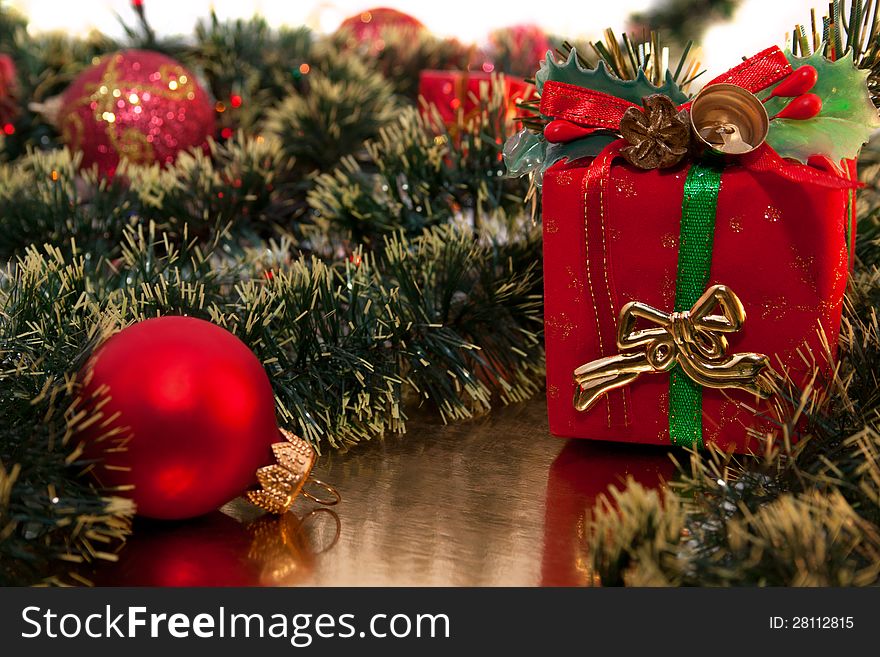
768,66,818,99
544,119,594,143
774,93,822,121
806,154,840,173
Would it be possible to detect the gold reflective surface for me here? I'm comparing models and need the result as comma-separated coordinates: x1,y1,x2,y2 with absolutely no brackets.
96,398,674,587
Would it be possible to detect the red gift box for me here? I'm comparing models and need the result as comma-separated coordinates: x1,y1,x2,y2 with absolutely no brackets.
418,70,533,127
542,153,851,452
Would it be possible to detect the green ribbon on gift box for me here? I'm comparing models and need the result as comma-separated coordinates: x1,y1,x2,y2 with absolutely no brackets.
669,162,724,448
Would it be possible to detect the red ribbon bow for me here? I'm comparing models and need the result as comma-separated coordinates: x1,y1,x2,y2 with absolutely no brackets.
539,46,860,190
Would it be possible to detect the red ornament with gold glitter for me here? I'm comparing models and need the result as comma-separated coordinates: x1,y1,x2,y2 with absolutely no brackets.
78,316,279,520
57,49,214,176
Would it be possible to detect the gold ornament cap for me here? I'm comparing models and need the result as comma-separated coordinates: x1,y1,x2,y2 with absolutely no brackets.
690,83,768,155
247,429,340,514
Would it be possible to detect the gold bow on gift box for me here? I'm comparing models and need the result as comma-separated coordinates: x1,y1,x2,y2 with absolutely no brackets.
574,285,779,412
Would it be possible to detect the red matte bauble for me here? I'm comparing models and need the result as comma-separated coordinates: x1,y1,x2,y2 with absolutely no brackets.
57,50,215,177
78,316,279,520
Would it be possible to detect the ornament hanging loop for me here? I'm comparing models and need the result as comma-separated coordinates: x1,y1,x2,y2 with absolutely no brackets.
301,478,341,506
298,508,343,555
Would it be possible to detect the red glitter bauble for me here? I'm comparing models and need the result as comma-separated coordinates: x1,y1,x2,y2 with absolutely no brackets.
58,50,215,176
78,316,279,520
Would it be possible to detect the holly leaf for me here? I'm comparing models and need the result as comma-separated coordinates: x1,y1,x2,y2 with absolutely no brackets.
502,127,617,186
505,49,690,178
542,135,617,176
503,128,545,178
763,49,880,162
535,48,689,105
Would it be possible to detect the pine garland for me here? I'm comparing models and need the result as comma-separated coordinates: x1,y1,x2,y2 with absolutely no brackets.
264,50,401,173
308,83,530,249
0,206,542,585
0,139,542,583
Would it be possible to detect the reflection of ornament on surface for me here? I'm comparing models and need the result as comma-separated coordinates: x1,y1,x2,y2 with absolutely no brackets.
247,429,341,515
78,316,280,520
573,285,780,413
247,509,341,586
620,94,690,169
92,512,259,587
57,50,214,176
541,440,674,586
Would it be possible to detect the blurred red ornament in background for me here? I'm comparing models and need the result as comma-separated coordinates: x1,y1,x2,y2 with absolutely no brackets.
78,316,280,520
486,24,552,78
0,53,20,128
419,70,535,130
337,7,425,42
57,50,214,176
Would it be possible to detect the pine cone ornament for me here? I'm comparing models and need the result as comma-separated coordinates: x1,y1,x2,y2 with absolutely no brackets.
620,94,691,169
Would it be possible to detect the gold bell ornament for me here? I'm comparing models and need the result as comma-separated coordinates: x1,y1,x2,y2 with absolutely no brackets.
689,83,769,155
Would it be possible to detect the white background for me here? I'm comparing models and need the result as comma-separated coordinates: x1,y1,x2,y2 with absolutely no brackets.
6,0,836,79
